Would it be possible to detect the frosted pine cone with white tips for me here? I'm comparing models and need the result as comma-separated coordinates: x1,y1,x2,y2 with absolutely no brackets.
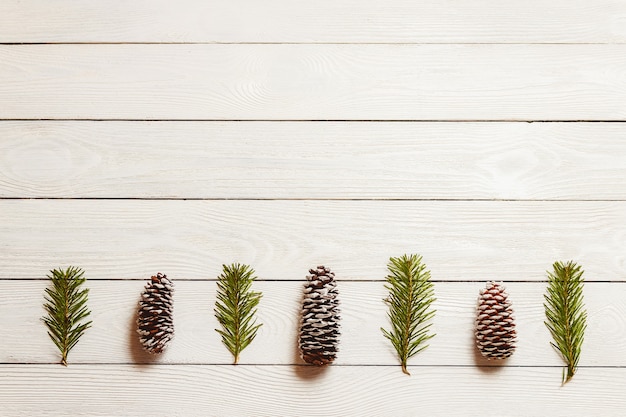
475,281,517,359
137,273,174,354
299,266,341,365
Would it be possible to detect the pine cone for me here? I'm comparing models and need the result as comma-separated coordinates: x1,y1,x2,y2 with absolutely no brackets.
137,273,174,354
299,266,341,365
475,281,517,359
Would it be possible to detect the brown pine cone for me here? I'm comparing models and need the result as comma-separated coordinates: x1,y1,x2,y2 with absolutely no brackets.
475,281,517,359
299,266,341,365
137,273,174,354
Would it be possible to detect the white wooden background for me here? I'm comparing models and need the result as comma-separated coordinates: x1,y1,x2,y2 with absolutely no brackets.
1,1,626,416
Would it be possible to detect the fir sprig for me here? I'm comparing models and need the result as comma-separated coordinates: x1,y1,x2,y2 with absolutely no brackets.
544,260,587,384
214,263,263,364
42,266,92,366
381,254,436,375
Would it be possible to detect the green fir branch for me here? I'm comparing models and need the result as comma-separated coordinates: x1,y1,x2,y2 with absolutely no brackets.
544,260,587,384
381,254,436,375
42,266,92,366
214,263,263,364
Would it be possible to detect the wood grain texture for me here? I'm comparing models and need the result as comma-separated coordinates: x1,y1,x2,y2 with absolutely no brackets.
1,365,625,416
1,0,626,43
1,280,624,367
1,44,625,120
1,121,626,200
2,2,625,416
1,200,625,281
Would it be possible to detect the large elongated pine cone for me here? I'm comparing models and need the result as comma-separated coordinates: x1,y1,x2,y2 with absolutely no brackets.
299,266,341,365
137,273,174,354
475,281,517,359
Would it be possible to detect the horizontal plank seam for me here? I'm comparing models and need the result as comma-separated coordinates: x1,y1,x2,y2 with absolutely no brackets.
0,363,622,368
2,42,625,45
0,119,624,123
2,278,624,283
2,198,625,202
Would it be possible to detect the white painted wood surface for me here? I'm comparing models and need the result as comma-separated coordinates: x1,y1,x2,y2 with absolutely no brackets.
1,2,626,416
1,44,625,120
3,366,626,417
1,121,625,200
1,0,626,43
2,200,626,281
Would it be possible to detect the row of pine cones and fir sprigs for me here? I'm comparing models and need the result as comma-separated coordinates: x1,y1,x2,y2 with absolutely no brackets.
41,256,586,384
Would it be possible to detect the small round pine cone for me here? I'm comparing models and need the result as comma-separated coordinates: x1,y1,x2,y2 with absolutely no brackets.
299,266,341,365
475,281,517,359
137,273,174,354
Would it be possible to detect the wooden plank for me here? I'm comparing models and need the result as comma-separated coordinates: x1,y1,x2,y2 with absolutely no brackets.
1,280,623,367
1,45,625,120
2,121,626,200
1,200,625,281
1,0,626,44
1,365,625,416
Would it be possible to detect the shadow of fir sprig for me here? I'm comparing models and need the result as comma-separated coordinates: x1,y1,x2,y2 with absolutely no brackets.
381,254,436,375
214,263,263,364
544,260,587,384
42,266,92,366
